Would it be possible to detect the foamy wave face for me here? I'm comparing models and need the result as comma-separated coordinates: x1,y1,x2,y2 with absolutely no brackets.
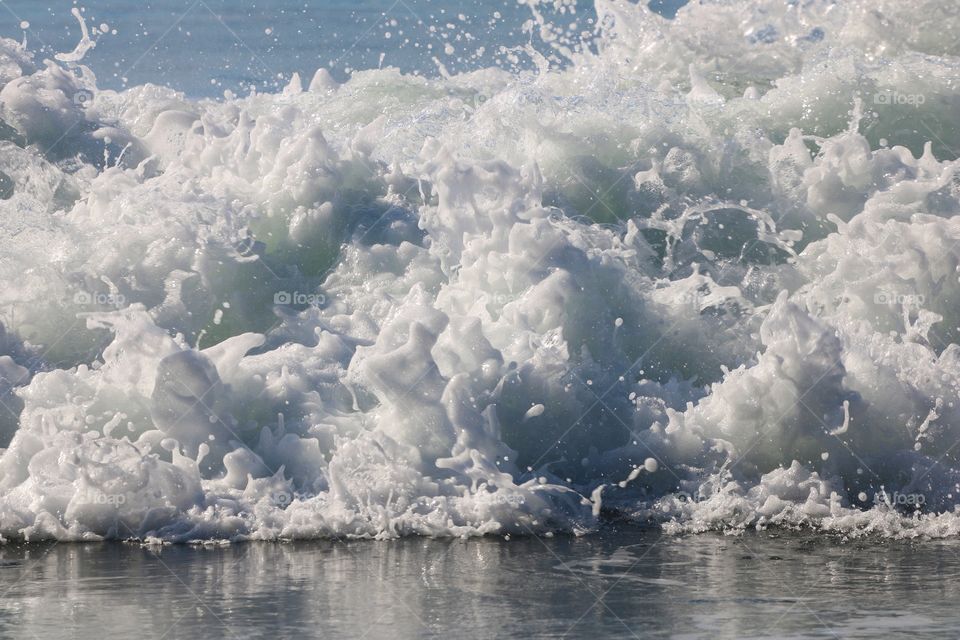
1,0,960,541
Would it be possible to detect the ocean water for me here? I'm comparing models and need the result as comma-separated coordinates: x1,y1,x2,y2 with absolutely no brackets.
2,0,960,547
4,530,960,639
1,0,683,96
2,0,547,95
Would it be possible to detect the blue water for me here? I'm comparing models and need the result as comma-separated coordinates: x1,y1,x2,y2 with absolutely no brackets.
1,0,686,96
2,0,558,96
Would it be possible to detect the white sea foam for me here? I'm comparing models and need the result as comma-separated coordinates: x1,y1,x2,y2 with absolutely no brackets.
1,0,960,541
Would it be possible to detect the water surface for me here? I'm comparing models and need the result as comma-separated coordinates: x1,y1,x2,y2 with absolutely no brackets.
2,529,958,639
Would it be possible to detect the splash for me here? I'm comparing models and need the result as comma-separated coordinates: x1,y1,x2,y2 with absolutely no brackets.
54,8,97,64
1,0,960,542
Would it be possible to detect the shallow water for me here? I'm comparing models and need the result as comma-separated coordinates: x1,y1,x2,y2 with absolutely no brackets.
2,529,960,639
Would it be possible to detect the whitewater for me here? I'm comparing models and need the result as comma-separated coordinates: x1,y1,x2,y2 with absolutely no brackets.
1,0,960,542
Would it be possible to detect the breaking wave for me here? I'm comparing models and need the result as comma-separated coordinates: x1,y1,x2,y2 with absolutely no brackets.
2,0,960,541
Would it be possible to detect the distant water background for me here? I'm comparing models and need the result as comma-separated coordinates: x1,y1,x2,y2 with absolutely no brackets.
1,0,686,96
